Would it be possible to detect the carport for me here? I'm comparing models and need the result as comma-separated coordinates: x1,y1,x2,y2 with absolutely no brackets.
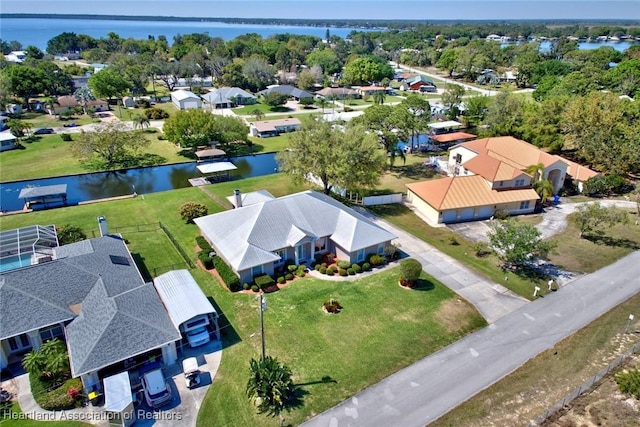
154,270,220,352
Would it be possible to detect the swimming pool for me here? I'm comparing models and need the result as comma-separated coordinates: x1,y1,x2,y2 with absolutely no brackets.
0,253,33,273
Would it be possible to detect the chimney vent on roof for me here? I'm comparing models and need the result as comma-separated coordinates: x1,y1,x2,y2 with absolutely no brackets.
234,189,242,208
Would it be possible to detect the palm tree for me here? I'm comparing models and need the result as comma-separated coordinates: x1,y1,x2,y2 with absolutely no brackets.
251,109,265,121
246,356,296,417
132,114,150,130
373,90,386,105
316,98,329,113
525,163,545,184
534,178,555,205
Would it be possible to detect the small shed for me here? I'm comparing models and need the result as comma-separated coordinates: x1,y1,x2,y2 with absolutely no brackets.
171,90,202,110
154,270,220,346
104,371,135,427
122,97,135,108
195,148,226,163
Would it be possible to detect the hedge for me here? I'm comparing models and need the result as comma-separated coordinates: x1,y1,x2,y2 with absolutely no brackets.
198,251,213,270
213,256,241,291
255,275,275,289
30,376,83,411
196,236,212,252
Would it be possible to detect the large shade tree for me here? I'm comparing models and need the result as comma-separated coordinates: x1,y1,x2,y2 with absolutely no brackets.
163,109,248,150
87,68,132,103
70,122,149,169
276,119,386,195
488,219,556,269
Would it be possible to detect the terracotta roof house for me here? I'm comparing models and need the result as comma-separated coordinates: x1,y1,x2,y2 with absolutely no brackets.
257,85,313,101
249,118,301,138
0,233,197,394
202,87,257,109
194,191,396,283
407,136,597,224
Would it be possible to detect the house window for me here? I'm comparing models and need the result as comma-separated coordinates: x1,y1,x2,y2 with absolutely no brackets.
8,334,31,352
519,201,530,210
314,237,327,253
40,325,64,343
296,244,305,261
377,243,385,255
515,179,525,187
499,181,504,187
357,249,365,262
274,249,285,265
252,265,263,277
454,153,462,164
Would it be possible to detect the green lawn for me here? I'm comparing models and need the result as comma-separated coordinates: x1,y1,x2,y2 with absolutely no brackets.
374,155,442,194
111,101,178,120
196,267,486,427
367,204,548,299
0,134,193,182
248,134,291,153
546,211,640,273
19,111,96,129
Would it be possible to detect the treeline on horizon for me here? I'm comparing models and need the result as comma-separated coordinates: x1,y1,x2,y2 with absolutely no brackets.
2,13,640,30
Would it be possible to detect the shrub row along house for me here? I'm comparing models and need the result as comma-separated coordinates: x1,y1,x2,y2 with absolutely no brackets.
407,136,599,224
0,224,219,394
194,190,396,284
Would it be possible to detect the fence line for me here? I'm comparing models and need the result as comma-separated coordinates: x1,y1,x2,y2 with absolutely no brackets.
362,193,403,206
159,221,195,269
527,341,640,426
90,222,162,237
151,262,191,278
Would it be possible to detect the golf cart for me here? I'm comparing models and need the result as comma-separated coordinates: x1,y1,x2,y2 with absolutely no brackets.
182,357,201,389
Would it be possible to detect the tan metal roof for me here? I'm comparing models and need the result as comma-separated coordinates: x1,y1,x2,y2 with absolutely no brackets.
431,132,477,143
456,137,563,169
195,148,226,159
462,155,525,182
250,118,301,133
564,159,599,182
407,176,539,210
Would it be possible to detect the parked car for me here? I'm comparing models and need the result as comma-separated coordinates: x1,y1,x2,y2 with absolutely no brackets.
141,368,172,408
34,127,54,135
186,326,210,348
182,357,201,389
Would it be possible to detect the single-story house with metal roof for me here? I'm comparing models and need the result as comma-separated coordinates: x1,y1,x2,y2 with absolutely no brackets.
257,85,313,101
249,118,301,138
194,190,397,284
0,233,189,393
171,90,202,110
406,136,597,224
202,87,257,109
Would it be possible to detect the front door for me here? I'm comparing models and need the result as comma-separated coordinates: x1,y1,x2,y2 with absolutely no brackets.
296,244,305,263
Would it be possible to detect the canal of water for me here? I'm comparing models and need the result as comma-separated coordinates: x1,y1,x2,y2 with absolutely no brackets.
0,153,279,212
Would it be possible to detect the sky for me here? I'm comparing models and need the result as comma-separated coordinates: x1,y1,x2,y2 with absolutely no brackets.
2,0,640,21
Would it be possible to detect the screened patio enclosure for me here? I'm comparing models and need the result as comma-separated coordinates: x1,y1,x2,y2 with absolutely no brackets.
0,225,59,272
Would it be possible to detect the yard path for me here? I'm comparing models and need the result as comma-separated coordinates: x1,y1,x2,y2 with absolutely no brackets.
302,249,640,427
356,207,529,324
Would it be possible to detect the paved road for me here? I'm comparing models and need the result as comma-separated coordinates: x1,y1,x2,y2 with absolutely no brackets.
357,208,529,324
302,249,640,427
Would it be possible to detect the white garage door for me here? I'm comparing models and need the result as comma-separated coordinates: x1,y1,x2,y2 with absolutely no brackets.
478,206,494,219
459,208,475,221
442,210,457,223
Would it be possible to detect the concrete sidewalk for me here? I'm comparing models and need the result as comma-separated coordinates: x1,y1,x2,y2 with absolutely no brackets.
356,207,528,324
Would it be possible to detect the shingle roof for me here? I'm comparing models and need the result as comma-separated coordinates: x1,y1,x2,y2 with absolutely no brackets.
194,191,396,271
407,176,539,210
257,85,313,99
1,236,179,377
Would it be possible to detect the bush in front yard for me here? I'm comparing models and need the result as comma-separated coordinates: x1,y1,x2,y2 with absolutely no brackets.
362,262,371,271
400,258,422,287
254,275,275,290
179,202,208,224
352,264,361,273
198,251,214,269
30,375,83,411
196,236,212,252
337,260,351,269
213,256,241,291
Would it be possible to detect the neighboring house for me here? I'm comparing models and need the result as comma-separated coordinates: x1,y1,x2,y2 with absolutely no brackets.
202,87,257,109
0,234,182,392
407,175,539,224
257,85,313,101
47,96,108,115
175,76,213,88
406,136,596,224
315,87,361,100
171,90,202,110
400,75,437,93
90,63,108,73
249,118,301,138
194,190,396,284
354,85,386,96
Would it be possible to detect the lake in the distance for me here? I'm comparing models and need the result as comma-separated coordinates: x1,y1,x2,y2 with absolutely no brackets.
0,18,370,49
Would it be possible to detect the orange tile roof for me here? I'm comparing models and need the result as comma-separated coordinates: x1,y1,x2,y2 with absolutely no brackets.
456,136,564,170
431,132,477,143
462,155,524,181
564,159,599,182
407,176,539,210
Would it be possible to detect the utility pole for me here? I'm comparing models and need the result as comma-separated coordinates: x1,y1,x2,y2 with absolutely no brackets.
259,292,266,360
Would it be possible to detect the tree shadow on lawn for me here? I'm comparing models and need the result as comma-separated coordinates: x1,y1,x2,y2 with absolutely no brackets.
295,376,338,387
389,163,438,180
177,149,197,160
584,234,640,250
269,106,292,113
411,278,436,291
